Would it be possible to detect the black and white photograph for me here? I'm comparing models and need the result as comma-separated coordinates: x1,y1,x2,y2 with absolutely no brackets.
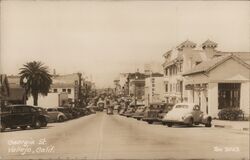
0,0,249,159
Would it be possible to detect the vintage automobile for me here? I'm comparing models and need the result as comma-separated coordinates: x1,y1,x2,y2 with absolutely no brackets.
123,107,135,117
157,104,174,122
132,106,147,120
57,107,73,120
107,106,114,115
162,103,212,127
46,107,68,122
123,101,144,117
1,105,48,132
142,102,174,124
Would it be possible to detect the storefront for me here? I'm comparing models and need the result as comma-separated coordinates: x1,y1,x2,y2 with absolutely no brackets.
183,55,250,118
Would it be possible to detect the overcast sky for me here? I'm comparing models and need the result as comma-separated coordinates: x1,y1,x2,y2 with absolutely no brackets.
1,1,249,88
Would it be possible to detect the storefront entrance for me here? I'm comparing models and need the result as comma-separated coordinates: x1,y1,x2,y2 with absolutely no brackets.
218,83,241,109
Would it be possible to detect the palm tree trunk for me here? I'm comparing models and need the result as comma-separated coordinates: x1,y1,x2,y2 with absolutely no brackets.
33,92,38,106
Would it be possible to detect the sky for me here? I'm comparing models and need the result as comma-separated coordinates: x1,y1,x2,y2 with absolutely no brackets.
1,1,250,88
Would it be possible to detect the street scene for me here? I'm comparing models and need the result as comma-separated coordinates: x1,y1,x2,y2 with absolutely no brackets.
0,112,249,160
0,1,250,160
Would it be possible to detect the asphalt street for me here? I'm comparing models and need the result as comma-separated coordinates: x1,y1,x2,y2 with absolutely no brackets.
0,112,249,159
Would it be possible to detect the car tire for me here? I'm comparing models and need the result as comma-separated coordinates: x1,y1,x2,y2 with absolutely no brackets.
188,118,193,127
167,123,173,127
41,121,47,127
205,119,212,127
162,122,167,125
10,126,17,129
33,120,42,129
58,116,64,122
20,126,27,130
147,121,153,124
1,122,6,132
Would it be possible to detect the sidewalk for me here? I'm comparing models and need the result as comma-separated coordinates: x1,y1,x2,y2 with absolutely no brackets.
212,119,249,131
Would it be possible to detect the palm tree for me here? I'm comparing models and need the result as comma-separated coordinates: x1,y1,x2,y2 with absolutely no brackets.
19,61,52,106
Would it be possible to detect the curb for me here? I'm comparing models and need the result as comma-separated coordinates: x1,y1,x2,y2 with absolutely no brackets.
214,125,232,129
242,128,249,131
214,125,249,131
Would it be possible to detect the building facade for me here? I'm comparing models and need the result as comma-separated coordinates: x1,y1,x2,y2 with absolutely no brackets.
27,73,80,107
162,39,250,118
144,73,165,106
127,72,146,100
183,55,250,118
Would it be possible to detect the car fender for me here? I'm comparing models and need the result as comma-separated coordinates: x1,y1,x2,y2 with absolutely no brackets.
201,114,212,123
183,114,193,123
57,112,67,120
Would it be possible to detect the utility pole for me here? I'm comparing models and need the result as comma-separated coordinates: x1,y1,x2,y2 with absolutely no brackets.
77,72,82,107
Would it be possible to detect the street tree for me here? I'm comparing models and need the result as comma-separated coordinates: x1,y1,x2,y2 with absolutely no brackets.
19,61,52,106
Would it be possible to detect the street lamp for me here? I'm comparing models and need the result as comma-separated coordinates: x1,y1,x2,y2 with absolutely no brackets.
22,77,28,104
134,75,138,107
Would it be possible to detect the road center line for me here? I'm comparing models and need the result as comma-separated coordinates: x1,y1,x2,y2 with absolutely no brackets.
96,113,105,159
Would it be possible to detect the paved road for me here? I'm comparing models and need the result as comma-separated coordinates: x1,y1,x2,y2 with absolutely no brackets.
0,112,249,159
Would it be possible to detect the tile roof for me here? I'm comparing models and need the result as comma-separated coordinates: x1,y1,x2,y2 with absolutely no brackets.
183,54,250,76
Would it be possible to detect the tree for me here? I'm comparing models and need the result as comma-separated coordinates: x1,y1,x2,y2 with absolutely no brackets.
19,61,52,106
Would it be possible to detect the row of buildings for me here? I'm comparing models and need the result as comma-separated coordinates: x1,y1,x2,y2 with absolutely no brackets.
0,73,96,108
114,40,250,118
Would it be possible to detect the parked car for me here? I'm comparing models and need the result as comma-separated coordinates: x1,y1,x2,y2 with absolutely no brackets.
162,103,212,127
123,101,144,117
107,106,114,115
57,107,73,120
46,108,68,122
119,107,127,115
97,101,105,111
1,105,48,132
132,106,147,120
123,107,135,117
157,104,174,122
142,102,174,124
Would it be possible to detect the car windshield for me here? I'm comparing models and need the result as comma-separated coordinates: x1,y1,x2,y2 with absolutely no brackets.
174,105,189,109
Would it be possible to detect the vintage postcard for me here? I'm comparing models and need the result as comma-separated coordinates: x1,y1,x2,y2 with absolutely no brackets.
0,0,249,159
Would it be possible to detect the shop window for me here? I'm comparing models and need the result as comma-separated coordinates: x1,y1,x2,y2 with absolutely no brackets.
165,68,168,76
67,89,71,94
53,89,58,93
218,83,241,109
165,84,168,92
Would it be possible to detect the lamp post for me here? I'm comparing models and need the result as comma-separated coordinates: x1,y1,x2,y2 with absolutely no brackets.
77,73,82,107
22,77,28,104
134,75,138,107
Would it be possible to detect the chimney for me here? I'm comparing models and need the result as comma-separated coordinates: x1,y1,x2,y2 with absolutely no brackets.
201,39,217,59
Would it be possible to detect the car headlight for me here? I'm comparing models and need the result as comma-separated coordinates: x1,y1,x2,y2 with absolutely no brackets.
181,116,185,120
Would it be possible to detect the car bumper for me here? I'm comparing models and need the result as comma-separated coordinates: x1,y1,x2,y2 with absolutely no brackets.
142,117,159,122
162,119,187,124
132,115,144,119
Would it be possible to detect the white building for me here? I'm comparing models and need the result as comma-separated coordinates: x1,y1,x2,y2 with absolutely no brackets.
144,73,165,106
183,54,250,118
27,73,80,107
162,39,250,118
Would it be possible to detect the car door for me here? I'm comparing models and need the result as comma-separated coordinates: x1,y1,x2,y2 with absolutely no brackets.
11,106,23,126
21,106,34,125
47,108,57,121
192,105,202,122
